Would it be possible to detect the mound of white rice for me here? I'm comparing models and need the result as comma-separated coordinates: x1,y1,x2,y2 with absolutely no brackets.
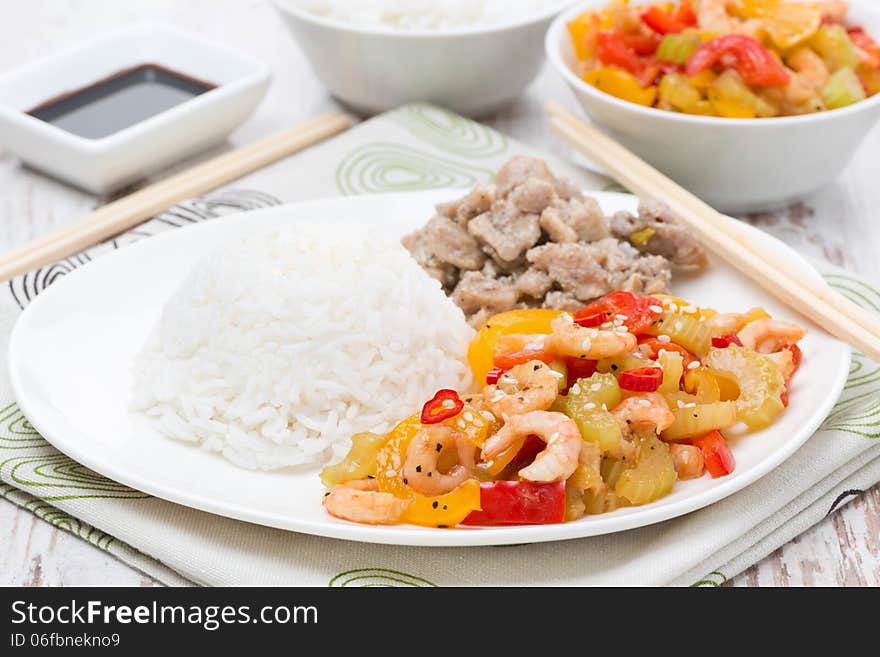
131,226,474,470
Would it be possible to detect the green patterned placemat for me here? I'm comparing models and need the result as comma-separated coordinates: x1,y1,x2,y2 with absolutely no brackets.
1,104,878,587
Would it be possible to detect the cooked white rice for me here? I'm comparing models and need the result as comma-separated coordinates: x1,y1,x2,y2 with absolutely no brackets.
286,0,567,30
131,226,474,470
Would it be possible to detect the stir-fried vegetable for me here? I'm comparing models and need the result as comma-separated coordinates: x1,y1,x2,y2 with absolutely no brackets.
322,289,806,528
566,0,880,117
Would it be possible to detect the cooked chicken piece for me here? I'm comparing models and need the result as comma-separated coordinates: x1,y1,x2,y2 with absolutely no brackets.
494,155,557,196
424,215,485,270
539,206,578,243
514,267,553,300
508,178,556,214
621,255,672,296
527,238,671,302
610,201,708,270
451,271,519,319
435,183,496,226
554,176,585,202
401,228,459,290
540,196,610,244
543,290,584,312
468,200,542,263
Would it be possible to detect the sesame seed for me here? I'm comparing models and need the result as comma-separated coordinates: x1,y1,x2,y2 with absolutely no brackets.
571,383,582,395
601,322,614,329
491,391,505,402
615,314,629,321
480,410,496,422
549,432,559,443
649,305,663,313
563,314,574,323
657,334,671,344
676,400,685,408
683,306,697,314
549,370,564,379
685,402,697,408
590,383,601,391
657,348,667,357
463,411,474,422
601,403,608,411
584,402,596,410
457,419,466,429
638,399,651,407
687,361,701,370
581,337,592,352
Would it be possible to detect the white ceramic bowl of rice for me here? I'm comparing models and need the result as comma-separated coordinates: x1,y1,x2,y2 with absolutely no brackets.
273,0,574,116
131,226,474,470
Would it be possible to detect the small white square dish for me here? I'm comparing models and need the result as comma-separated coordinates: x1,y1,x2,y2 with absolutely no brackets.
0,24,271,194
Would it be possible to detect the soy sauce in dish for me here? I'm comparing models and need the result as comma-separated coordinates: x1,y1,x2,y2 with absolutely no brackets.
27,64,216,140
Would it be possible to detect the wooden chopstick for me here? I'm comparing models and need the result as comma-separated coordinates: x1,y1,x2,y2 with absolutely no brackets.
0,112,351,282
545,100,880,362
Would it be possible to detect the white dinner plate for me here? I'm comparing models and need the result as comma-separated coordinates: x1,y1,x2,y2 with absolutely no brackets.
8,190,850,546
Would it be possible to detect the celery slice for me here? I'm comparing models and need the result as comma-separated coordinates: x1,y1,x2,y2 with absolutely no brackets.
656,33,702,65
822,67,866,109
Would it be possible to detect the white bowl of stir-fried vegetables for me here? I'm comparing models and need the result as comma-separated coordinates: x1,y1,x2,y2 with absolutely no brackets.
546,0,880,212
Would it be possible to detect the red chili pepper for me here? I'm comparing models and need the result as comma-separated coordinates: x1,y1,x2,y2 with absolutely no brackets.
597,31,648,76
420,389,464,424
485,367,504,385
711,333,744,349
638,336,698,367
685,34,791,87
575,291,662,335
461,481,566,526
690,430,735,478
493,349,556,371
641,0,696,35
618,367,664,392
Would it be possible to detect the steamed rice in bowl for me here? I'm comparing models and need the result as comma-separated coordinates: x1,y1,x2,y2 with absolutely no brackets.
131,226,474,470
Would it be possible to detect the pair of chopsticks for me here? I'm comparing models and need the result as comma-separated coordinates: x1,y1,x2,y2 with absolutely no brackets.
0,112,351,282
546,100,880,363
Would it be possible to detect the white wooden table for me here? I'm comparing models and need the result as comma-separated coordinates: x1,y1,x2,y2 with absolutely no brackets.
2,0,879,587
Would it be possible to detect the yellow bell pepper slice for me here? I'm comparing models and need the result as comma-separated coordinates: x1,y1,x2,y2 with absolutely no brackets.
567,11,600,60
582,68,658,107
467,309,565,385
375,414,481,527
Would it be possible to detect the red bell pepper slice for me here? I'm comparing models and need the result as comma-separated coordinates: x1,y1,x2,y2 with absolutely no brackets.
690,430,735,478
575,291,662,335
420,389,464,424
621,31,662,56
641,0,697,35
574,311,606,328
849,27,880,67
461,481,566,526
493,349,556,371
711,333,744,349
597,31,648,76
618,366,664,392
685,34,791,87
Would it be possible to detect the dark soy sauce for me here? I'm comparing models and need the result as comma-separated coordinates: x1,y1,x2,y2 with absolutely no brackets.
27,64,216,139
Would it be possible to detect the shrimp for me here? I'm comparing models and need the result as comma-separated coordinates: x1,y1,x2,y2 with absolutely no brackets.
697,0,735,33
481,411,582,483
483,360,559,418
767,348,796,380
402,425,476,497
323,479,410,525
737,318,806,354
611,393,675,435
546,315,637,360
785,47,830,105
819,0,848,23
669,444,705,480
